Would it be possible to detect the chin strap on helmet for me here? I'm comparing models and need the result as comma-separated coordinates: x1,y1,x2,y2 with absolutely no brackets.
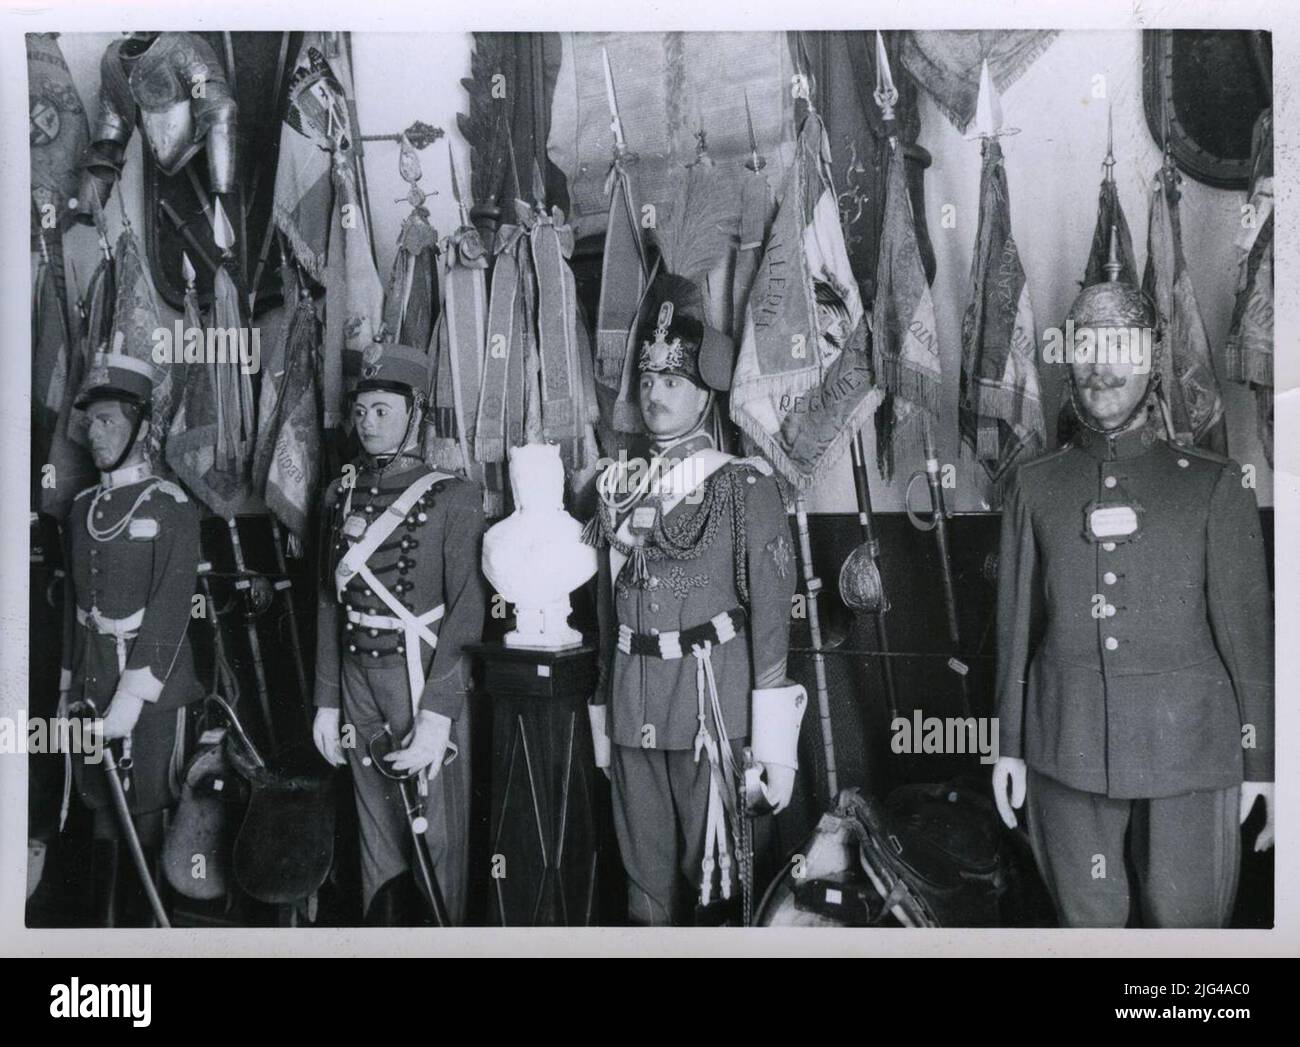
103,402,150,473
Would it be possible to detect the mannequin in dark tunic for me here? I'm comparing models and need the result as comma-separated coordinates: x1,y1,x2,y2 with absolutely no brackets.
60,352,202,926
312,342,485,924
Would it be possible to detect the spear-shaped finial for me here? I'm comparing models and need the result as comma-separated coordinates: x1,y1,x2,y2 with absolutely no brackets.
448,145,470,227
504,126,523,204
213,196,235,256
530,156,547,210
966,59,1019,141
1102,101,1116,184
874,31,899,129
1103,224,1122,282
182,251,197,288
601,46,630,159
743,89,766,173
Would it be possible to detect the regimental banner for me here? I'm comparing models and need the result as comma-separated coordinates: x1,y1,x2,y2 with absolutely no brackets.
730,109,879,490
548,32,796,238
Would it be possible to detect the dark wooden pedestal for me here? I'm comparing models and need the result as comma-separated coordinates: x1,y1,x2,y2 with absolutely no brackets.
467,642,601,926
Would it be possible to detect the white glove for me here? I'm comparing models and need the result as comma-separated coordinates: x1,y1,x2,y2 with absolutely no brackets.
1240,781,1275,851
313,707,346,768
757,762,796,814
588,704,611,779
992,756,1027,829
101,693,144,740
384,710,454,777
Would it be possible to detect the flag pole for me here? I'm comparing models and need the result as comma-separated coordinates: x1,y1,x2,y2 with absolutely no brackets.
787,62,839,804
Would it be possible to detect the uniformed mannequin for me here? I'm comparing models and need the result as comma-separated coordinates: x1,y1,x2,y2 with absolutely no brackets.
60,352,202,926
992,280,1274,928
312,342,485,925
587,287,807,926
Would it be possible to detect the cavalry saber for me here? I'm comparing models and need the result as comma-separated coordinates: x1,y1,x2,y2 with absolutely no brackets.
197,562,269,771
269,522,312,725
226,518,279,751
72,699,171,928
366,728,450,927
101,747,171,927
904,418,972,716
847,432,899,720
399,775,450,927
794,498,838,801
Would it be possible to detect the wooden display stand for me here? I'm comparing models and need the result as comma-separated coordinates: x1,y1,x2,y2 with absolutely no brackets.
467,642,602,926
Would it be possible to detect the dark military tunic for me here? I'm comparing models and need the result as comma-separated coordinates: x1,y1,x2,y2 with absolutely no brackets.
996,418,1273,798
314,458,486,918
595,435,796,748
62,462,203,818
594,433,796,923
996,418,1272,927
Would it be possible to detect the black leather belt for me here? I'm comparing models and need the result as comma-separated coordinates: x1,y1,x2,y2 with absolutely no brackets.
617,607,747,659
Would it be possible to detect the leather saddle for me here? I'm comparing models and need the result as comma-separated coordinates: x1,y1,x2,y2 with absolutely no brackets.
228,739,336,906
162,728,250,900
759,780,1016,928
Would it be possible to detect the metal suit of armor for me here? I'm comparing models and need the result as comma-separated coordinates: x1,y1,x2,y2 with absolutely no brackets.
76,32,237,222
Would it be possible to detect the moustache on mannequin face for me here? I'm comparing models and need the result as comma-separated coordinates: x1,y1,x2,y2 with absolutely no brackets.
1081,372,1128,391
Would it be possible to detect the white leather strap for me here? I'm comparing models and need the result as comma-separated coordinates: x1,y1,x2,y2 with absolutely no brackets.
336,472,451,715
335,471,448,597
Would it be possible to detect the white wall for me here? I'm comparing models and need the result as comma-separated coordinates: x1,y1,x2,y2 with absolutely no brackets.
52,30,1271,512
809,29,1272,512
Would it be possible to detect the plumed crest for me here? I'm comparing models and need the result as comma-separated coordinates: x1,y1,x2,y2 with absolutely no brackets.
651,161,740,285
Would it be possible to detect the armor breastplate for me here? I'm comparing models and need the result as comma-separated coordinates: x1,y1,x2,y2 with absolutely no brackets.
124,36,209,175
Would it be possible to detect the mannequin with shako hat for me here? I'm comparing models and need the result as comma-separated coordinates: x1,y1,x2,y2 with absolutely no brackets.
992,259,1275,927
312,341,486,925
585,278,807,926
60,352,203,926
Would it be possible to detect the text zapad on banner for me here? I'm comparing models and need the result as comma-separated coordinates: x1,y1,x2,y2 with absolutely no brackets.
730,109,879,490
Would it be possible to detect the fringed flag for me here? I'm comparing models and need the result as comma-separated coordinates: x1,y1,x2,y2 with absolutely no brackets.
530,204,593,471
42,239,112,518
1082,178,1138,289
475,209,529,466
273,32,380,430
32,234,73,492
273,33,348,283
28,33,88,248
383,139,440,350
732,162,773,347
599,154,650,435
323,152,384,429
110,226,174,467
167,222,253,518
1142,165,1227,452
958,138,1045,484
872,142,942,480
253,267,322,552
1225,108,1273,465
729,108,877,490
428,220,488,473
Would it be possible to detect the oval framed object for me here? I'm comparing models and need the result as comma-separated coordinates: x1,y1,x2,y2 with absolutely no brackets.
1142,29,1271,191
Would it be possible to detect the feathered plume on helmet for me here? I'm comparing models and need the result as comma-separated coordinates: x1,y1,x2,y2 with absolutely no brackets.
634,131,742,393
